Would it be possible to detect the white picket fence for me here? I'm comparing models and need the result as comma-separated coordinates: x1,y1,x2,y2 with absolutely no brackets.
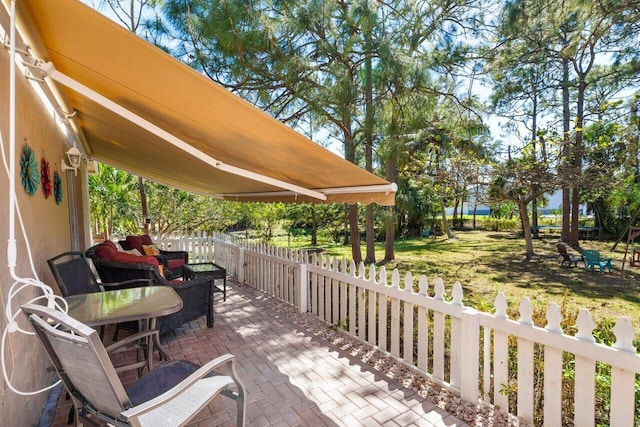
149,232,216,263
167,232,640,426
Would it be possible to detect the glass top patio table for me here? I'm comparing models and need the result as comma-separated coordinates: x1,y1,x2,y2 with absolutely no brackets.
64,286,183,326
64,286,182,369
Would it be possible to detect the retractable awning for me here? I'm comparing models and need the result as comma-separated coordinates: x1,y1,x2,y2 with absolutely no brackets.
8,0,396,205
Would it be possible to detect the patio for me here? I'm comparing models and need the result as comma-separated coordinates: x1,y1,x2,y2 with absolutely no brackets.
49,280,469,427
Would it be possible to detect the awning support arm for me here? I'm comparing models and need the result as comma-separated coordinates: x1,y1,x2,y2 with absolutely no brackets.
232,183,398,199
41,63,328,201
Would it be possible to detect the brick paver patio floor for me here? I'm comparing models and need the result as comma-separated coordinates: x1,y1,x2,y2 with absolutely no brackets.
50,280,468,427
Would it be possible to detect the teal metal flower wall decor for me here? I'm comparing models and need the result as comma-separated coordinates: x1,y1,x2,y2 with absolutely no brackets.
54,171,63,205
20,145,40,196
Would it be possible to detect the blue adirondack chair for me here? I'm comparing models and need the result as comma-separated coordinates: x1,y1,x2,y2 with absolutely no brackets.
583,249,613,273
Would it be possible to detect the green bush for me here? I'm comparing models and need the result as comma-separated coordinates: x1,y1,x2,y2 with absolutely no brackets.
472,217,520,232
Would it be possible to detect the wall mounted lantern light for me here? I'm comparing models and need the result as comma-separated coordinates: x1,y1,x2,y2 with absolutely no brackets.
61,145,82,176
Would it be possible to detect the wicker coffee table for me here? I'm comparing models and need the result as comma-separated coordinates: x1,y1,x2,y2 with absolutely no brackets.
183,262,227,301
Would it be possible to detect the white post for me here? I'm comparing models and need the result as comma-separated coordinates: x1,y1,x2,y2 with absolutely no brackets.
237,247,245,283
296,263,308,313
460,308,480,402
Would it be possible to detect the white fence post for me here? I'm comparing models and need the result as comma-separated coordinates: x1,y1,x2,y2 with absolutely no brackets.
492,293,510,412
237,247,245,283
460,306,479,403
516,298,535,424
297,263,307,313
543,303,563,426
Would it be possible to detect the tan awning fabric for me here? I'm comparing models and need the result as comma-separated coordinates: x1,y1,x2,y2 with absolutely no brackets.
10,0,396,205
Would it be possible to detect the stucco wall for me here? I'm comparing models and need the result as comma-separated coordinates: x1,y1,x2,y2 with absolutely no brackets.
0,46,81,424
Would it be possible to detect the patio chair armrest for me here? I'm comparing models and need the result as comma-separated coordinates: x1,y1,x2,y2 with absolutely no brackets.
105,329,162,374
105,329,159,355
121,354,245,425
100,278,153,289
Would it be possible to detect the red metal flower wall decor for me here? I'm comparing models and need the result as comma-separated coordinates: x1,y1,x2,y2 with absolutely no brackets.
41,156,52,199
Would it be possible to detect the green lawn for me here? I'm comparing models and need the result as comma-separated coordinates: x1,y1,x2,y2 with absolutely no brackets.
272,230,640,330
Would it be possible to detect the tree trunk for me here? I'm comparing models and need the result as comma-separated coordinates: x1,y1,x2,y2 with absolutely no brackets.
342,118,359,257
311,204,317,246
532,199,538,238
518,199,534,260
139,177,149,235
384,206,395,261
365,205,375,264
363,17,375,265
384,153,397,262
102,219,109,240
349,204,362,264
472,202,477,230
570,72,588,246
561,56,571,242
108,206,114,240
439,200,456,239
630,99,640,184
531,83,539,238
343,204,350,245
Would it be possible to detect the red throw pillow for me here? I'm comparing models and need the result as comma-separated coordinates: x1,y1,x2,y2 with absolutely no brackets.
141,234,154,246
126,235,144,253
111,252,159,267
102,240,117,251
95,242,117,260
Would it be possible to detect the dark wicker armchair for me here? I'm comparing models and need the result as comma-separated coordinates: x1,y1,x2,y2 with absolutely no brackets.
87,245,214,335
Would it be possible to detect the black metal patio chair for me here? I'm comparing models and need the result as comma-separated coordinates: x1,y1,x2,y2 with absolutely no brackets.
47,251,150,339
